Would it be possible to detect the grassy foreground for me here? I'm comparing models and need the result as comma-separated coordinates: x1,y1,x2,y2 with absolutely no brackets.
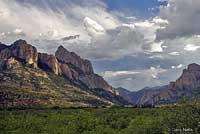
0,105,200,134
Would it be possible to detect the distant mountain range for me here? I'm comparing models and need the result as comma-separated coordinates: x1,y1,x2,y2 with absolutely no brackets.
118,63,200,105
0,39,128,108
117,86,165,105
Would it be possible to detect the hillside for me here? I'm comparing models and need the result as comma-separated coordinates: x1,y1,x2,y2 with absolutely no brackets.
118,63,200,106
0,39,128,108
152,63,200,104
117,86,165,105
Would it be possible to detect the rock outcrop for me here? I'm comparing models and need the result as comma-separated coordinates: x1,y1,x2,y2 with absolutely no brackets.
0,39,126,107
10,40,38,66
0,57,20,70
60,63,78,80
55,46,93,74
4,57,20,70
175,63,200,89
55,46,117,94
152,63,200,104
79,74,114,92
38,53,61,75
0,40,118,95
0,39,38,68
118,64,200,105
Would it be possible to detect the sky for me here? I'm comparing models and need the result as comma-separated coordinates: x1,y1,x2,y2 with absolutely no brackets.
1,0,200,91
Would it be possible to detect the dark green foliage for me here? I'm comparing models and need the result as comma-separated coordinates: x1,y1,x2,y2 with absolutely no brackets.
0,105,200,134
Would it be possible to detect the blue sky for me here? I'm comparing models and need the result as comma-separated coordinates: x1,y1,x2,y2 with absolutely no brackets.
105,0,167,18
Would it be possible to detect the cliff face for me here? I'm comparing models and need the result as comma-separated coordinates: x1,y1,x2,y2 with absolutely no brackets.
38,53,61,75
55,45,117,94
55,46,93,74
0,40,38,68
0,39,127,108
152,63,200,104
175,63,200,90
118,63,200,105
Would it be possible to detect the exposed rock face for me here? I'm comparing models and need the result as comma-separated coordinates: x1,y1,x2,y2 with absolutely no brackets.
55,46,117,94
152,63,200,104
0,40,117,94
0,57,20,70
5,57,19,70
10,40,38,66
79,74,114,92
38,53,60,75
60,63,79,80
176,63,200,89
0,59,115,108
55,46,93,74
0,39,38,67
0,39,126,107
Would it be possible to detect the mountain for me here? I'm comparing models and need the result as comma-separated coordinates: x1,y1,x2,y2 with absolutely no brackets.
118,64,200,105
151,63,200,104
0,39,128,108
117,87,131,97
137,86,166,105
117,86,165,105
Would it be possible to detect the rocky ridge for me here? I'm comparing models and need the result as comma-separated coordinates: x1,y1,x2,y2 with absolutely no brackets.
118,63,200,105
0,39,127,108
152,63,200,104
117,86,165,105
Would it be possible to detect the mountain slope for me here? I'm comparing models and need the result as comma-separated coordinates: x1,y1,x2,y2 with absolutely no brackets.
118,64,200,105
117,86,165,105
0,39,128,108
152,63,200,104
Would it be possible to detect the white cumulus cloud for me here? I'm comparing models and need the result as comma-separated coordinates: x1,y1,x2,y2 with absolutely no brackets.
184,44,200,51
84,17,105,36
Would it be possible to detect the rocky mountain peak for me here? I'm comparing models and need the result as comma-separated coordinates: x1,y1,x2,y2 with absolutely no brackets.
11,39,38,66
119,63,200,106
55,45,117,94
0,40,124,107
55,45,93,74
57,45,69,53
12,39,27,46
148,63,200,105
187,63,200,72
0,39,38,67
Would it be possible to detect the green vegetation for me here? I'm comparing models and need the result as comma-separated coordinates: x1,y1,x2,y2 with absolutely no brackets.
1,105,200,134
